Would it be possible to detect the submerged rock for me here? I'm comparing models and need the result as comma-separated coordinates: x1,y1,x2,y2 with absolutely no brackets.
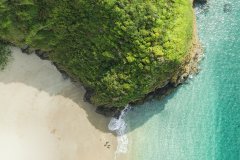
223,3,232,13
194,0,207,4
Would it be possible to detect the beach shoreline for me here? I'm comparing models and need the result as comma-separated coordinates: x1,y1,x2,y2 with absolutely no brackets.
115,3,202,159
0,47,117,160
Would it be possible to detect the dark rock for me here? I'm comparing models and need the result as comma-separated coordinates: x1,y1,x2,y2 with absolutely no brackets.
95,106,121,118
223,3,232,13
194,0,207,4
35,50,49,60
130,82,177,106
61,72,69,80
52,62,70,80
20,45,34,54
84,89,94,102
193,0,208,10
21,45,29,53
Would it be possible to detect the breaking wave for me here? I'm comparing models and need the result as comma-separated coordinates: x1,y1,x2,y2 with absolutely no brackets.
108,105,130,157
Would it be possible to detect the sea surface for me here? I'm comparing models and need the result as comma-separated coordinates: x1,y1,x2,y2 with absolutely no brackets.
122,1,240,159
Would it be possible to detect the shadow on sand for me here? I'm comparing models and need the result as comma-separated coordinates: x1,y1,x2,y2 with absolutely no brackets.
0,47,112,134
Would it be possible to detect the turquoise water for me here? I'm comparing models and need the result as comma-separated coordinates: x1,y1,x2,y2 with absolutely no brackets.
125,1,240,160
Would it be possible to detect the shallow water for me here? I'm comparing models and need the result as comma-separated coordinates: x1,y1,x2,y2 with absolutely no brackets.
124,1,240,159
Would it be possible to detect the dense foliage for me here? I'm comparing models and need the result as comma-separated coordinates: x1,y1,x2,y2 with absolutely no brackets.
0,42,10,70
0,0,193,107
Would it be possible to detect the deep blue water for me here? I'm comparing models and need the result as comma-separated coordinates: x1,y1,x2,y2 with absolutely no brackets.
125,1,240,159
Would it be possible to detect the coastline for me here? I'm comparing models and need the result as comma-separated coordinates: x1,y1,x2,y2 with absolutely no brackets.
0,47,117,160
11,1,202,118
97,2,203,116
0,3,202,160
116,3,202,160
128,4,202,107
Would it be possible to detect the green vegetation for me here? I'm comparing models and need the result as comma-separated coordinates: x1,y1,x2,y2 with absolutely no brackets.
0,42,10,70
0,0,193,107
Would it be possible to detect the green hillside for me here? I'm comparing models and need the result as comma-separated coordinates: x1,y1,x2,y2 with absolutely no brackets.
0,0,193,107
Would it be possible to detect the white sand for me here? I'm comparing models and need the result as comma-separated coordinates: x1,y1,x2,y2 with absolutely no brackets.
0,47,116,160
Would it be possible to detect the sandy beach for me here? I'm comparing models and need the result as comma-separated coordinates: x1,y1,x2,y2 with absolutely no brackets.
0,47,116,160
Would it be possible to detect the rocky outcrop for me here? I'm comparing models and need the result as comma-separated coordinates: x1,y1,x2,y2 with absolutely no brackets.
128,41,202,107
96,2,203,118
96,33,203,118
4,1,203,118
35,50,49,60
95,106,122,119
193,0,207,4
20,45,35,54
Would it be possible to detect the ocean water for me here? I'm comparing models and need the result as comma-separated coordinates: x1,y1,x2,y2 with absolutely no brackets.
123,1,240,160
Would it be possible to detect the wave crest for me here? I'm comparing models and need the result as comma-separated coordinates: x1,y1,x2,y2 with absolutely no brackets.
108,105,130,155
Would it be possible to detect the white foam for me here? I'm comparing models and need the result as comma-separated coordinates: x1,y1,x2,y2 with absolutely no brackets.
108,105,130,156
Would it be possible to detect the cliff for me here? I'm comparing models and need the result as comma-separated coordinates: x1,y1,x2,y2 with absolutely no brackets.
0,0,197,109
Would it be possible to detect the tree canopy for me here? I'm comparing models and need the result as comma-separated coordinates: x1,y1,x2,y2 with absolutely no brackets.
0,0,193,107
